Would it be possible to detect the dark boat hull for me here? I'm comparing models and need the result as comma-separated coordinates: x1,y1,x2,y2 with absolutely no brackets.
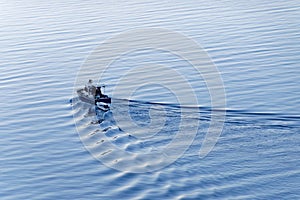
95,97,111,104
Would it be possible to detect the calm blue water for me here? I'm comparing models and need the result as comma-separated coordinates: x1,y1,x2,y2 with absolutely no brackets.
1,1,300,199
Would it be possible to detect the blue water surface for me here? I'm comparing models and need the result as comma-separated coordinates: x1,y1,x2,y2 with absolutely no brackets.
1,0,299,199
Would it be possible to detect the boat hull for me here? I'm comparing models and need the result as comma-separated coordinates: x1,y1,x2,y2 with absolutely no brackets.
77,88,111,106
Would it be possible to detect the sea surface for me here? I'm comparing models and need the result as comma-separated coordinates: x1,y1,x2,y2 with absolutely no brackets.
1,0,300,199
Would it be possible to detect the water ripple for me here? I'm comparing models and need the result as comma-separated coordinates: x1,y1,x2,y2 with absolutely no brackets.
1,0,300,199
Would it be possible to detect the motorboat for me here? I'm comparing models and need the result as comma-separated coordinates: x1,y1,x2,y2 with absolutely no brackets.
77,84,111,111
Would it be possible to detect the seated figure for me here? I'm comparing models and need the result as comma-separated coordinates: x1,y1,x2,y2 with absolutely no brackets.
85,79,94,95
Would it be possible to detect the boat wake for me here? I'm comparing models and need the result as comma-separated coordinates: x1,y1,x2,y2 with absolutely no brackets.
71,95,300,172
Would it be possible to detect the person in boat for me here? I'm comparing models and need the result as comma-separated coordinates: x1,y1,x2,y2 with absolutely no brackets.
95,86,103,98
95,86,109,99
85,79,96,96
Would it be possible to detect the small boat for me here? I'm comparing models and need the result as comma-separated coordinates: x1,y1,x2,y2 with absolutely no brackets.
77,84,111,111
